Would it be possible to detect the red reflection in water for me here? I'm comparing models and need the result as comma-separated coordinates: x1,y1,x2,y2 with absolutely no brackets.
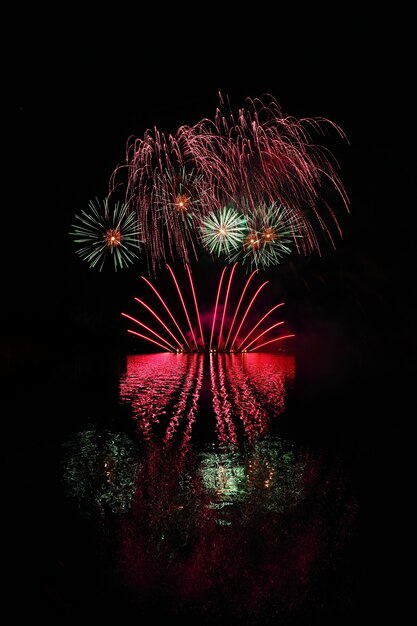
119,353,295,444
210,353,238,445
110,437,356,623
163,354,204,446
224,354,270,442
65,363,357,624
119,353,191,439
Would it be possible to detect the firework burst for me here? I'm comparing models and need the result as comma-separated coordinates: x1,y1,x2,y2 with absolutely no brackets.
155,166,206,220
70,197,142,271
199,206,248,256
177,93,349,253
109,130,213,273
104,92,349,271
152,166,208,266
230,202,307,270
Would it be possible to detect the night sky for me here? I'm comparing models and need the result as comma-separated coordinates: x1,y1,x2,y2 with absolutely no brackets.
4,13,415,623
7,18,414,355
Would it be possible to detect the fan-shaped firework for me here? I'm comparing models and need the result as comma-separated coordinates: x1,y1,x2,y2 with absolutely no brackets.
122,263,294,353
106,92,349,271
199,206,248,256
70,197,142,271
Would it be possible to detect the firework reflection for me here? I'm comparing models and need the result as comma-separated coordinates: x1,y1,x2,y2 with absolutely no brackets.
62,428,138,516
62,429,357,622
119,352,295,445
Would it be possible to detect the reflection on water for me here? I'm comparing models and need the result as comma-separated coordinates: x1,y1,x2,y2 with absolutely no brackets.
62,429,138,516
62,353,357,623
119,353,295,444
200,438,305,523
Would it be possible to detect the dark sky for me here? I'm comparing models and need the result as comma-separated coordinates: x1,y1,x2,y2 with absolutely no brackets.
4,17,415,622
5,15,415,361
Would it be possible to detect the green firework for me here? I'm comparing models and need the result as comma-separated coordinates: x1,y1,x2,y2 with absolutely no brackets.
199,206,247,256
70,197,142,271
230,202,305,270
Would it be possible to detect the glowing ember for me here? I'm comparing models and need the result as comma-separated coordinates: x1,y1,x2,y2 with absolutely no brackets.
105,228,122,247
174,194,191,212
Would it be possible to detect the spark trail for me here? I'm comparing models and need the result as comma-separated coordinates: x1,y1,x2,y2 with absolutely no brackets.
122,264,294,353
106,92,349,272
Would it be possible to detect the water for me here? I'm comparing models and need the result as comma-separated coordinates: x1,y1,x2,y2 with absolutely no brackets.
3,348,412,624
118,353,295,444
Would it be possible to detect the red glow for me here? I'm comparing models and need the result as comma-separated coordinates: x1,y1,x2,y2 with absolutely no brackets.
123,264,294,353
229,281,269,350
167,263,199,351
122,313,177,351
209,265,227,352
217,261,238,351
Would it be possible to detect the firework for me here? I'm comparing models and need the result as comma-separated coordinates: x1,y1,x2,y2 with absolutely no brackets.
70,197,142,271
122,263,294,353
178,92,349,255
229,202,307,270
109,130,213,273
199,206,247,256
155,166,205,222
152,166,210,268
105,92,349,271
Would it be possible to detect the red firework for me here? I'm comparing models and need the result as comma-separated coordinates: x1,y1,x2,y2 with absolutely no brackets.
109,92,349,273
122,263,294,353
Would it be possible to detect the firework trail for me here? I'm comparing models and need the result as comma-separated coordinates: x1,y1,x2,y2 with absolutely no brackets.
109,129,212,274
107,92,349,272
122,263,294,353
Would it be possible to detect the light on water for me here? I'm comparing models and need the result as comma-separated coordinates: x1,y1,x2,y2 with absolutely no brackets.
62,352,357,623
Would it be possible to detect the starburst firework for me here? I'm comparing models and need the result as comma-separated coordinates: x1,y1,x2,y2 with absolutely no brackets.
199,206,247,256
103,92,349,271
70,197,142,271
230,202,306,270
